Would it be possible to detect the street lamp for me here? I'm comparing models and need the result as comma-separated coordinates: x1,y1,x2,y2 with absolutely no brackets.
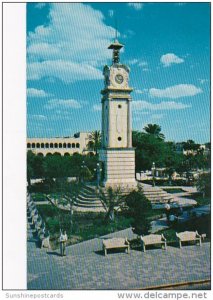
81,160,86,183
151,162,156,187
94,162,102,188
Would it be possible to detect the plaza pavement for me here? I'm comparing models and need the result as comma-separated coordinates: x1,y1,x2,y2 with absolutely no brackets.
27,225,210,290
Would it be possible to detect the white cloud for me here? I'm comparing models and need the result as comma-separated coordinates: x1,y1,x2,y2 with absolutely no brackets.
132,100,191,111
127,59,149,71
93,104,102,111
108,10,114,18
198,79,208,85
128,59,138,65
27,3,116,82
149,84,202,99
45,99,82,110
28,114,47,121
127,3,144,10
151,114,164,120
35,3,46,9
27,60,102,83
138,61,148,67
27,88,50,98
160,53,184,67
134,89,144,94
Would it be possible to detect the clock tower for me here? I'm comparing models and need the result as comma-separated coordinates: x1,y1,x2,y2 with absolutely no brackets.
99,39,137,188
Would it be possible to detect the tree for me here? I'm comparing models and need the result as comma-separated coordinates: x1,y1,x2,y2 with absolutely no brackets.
27,150,36,188
125,188,152,236
143,124,165,140
54,181,82,234
87,130,101,156
98,186,125,222
183,140,200,152
132,131,168,171
195,172,211,198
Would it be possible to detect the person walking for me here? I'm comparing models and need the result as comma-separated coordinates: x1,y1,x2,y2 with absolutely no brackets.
165,201,171,224
59,230,68,256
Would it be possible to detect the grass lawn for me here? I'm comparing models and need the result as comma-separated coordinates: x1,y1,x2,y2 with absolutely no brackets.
37,204,134,249
158,214,211,243
130,214,210,249
31,193,48,201
186,193,210,206
36,200,165,250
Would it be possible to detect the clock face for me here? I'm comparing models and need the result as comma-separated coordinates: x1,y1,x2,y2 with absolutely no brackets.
115,74,124,84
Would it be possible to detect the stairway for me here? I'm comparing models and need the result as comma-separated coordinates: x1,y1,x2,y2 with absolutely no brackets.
140,183,174,204
73,184,106,212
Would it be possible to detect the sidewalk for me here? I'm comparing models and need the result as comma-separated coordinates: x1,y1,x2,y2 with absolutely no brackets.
28,225,210,290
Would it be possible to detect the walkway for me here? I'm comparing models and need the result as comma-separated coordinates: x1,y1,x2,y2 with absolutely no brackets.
28,226,210,290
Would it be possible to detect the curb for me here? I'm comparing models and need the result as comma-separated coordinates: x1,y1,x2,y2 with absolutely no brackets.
140,279,211,290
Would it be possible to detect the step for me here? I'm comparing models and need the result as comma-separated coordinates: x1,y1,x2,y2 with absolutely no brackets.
74,198,103,207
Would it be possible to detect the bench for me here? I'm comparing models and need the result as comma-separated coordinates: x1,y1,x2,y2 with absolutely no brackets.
140,234,167,252
103,238,130,256
176,231,202,248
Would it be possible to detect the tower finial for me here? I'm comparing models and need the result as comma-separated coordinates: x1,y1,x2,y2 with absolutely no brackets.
115,17,118,42
108,17,123,64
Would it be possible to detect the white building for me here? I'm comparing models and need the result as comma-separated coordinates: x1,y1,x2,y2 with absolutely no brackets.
27,132,92,156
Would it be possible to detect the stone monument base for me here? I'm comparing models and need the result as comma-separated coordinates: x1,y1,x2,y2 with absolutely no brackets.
99,148,137,190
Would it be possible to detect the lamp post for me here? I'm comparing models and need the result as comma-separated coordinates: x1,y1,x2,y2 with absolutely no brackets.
151,162,155,187
81,160,86,183
94,162,102,188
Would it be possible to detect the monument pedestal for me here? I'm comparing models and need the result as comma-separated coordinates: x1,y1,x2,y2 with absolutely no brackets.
99,148,137,189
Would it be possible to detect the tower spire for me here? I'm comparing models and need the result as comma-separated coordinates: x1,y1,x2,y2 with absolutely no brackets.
108,24,123,64
115,17,118,42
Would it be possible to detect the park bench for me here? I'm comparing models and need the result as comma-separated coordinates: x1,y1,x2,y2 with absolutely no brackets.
102,238,130,256
140,234,167,252
176,231,202,248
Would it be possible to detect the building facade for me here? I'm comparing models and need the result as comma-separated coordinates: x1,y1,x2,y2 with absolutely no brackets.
27,132,92,156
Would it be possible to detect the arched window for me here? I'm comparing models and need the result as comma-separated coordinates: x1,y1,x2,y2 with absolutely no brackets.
27,143,31,148
45,143,49,148
36,143,40,148
41,143,44,148
88,152,94,157
64,152,70,156
50,143,53,148
63,143,66,148
54,152,61,156
46,153,52,157
67,143,71,148
76,143,80,148
32,143,35,148
54,143,58,148
72,143,76,148
59,143,62,148
37,153,44,157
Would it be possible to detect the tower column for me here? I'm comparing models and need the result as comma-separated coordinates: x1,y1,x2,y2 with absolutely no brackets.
101,101,104,147
108,100,112,147
127,100,132,148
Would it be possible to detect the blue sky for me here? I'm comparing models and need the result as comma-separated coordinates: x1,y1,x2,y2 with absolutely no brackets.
27,2,210,143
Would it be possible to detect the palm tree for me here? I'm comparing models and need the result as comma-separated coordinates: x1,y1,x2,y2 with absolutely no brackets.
97,186,125,222
143,124,165,140
87,130,101,156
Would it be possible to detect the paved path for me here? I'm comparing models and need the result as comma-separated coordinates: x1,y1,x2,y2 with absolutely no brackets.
28,226,210,290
